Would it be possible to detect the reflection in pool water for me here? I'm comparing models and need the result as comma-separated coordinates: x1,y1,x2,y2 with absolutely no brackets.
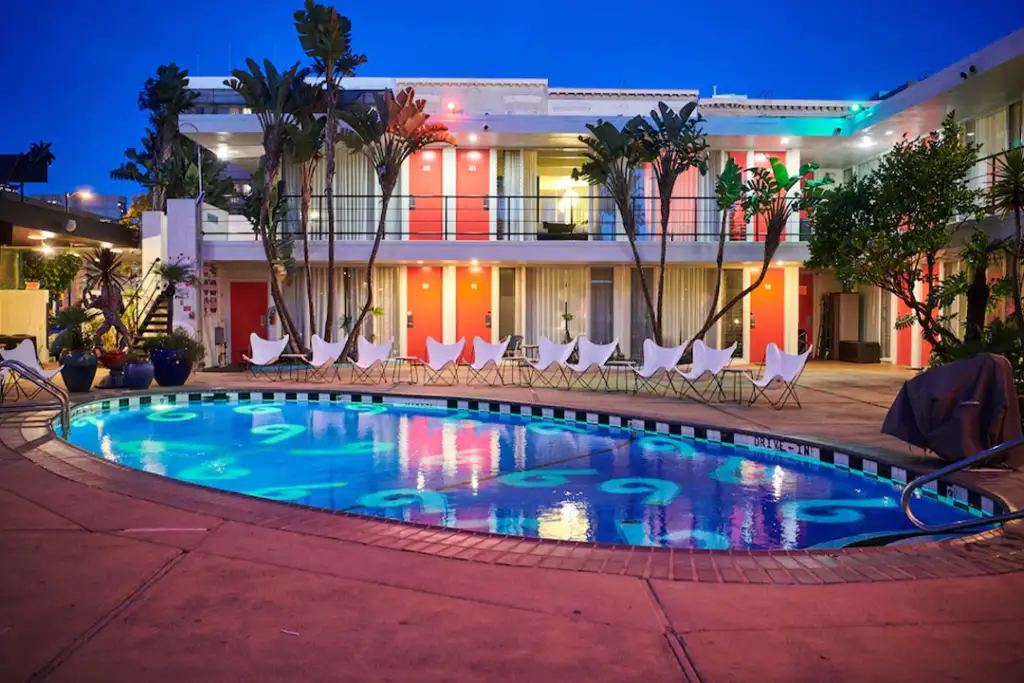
64,399,983,549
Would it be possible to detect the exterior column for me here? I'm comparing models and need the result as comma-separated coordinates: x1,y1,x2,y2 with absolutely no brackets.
741,267,752,363
399,159,411,239
910,279,924,369
516,266,527,340
490,266,500,342
613,266,631,357
785,148,801,242
442,264,456,343
398,266,408,356
442,147,457,240
783,265,800,354
489,150,498,241
166,200,201,336
744,150,755,242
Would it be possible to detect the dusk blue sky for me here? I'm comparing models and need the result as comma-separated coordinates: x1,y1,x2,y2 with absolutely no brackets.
0,0,1019,197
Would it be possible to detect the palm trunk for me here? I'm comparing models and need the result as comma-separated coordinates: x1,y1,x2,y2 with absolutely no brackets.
301,165,316,341
323,77,337,342
656,194,670,345
259,154,301,353
341,189,393,362
691,210,730,346
1012,206,1024,330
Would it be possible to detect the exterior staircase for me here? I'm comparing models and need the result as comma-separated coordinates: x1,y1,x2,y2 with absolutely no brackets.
132,286,174,350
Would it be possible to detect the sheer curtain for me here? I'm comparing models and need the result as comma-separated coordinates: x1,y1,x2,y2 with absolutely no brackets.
525,267,588,344
345,266,399,344
521,151,538,241
502,150,524,240
661,267,717,347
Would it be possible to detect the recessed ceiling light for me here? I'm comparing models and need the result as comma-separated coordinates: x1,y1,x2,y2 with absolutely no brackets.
100,241,113,249
780,137,790,144
885,130,894,136
41,244,54,254
416,260,423,264
468,134,478,143
27,234,47,240
754,153,767,162
470,259,479,266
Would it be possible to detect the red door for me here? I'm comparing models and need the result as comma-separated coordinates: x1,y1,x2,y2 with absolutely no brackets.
456,149,489,240
230,281,268,364
406,266,443,360
455,266,492,362
409,149,443,240
749,268,786,363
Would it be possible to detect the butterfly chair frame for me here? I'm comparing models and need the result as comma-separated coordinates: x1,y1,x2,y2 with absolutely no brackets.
631,340,687,396
464,337,511,386
350,337,394,385
526,337,575,389
421,337,466,386
747,344,812,410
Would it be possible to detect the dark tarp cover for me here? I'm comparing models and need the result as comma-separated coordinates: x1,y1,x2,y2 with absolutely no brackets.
881,353,1023,467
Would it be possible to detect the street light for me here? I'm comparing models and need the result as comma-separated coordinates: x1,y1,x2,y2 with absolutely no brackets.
64,188,94,211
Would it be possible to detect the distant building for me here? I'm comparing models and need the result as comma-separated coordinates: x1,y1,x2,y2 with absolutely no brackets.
33,193,126,220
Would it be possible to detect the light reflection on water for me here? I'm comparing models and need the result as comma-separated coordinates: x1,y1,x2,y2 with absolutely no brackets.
63,400,981,550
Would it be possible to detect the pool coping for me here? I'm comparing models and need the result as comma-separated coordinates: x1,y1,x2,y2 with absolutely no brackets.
5,386,1024,584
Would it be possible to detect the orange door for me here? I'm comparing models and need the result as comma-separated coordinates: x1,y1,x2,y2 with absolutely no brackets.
798,272,814,352
455,266,492,362
409,150,443,240
456,149,490,240
229,282,268,365
749,268,786,363
406,266,443,360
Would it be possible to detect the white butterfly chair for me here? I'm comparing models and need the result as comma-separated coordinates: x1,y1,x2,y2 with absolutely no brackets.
422,337,465,386
464,336,510,386
525,337,575,388
0,339,63,399
673,340,737,402
566,337,619,390
747,343,812,409
243,333,289,381
303,333,347,381
631,339,687,395
350,336,394,384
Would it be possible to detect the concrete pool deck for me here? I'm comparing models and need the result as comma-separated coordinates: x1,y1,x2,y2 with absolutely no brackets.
2,362,1024,682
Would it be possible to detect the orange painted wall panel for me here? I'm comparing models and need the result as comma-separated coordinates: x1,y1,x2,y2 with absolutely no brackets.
409,150,443,240
749,268,786,363
456,149,490,240
406,266,444,360
455,267,492,362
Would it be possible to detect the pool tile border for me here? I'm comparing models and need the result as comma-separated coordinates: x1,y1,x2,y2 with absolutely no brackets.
68,388,1003,521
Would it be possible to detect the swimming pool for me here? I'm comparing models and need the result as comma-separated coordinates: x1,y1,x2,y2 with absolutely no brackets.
62,392,992,550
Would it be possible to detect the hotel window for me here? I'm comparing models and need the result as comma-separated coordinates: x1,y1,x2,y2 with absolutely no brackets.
1009,102,1023,149
589,267,615,344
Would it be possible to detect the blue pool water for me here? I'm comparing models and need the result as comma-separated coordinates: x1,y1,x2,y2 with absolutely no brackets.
64,398,983,550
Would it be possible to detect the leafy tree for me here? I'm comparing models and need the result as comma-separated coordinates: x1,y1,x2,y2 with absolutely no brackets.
287,81,327,338
931,230,1011,343
120,193,152,229
337,87,455,360
572,119,654,340
690,157,829,347
991,146,1024,329
111,63,234,210
294,1,366,342
632,102,709,344
808,113,984,352
21,251,83,304
225,58,306,351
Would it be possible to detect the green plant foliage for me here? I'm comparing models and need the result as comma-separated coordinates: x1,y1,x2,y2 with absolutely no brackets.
931,319,1024,387
807,112,984,352
143,328,206,364
22,251,83,303
52,304,97,352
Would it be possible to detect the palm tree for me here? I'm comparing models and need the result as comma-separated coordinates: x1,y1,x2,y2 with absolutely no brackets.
294,1,366,342
991,146,1024,329
572,119,658,342
224,58,305,352
632,102,709,343
27,141,56,166
696,156,744,343
139,63,198,211
287,82,327,339
688,158,831,347
337,87,455,361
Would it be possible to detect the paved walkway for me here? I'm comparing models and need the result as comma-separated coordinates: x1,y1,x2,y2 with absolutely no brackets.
2,362,1024,682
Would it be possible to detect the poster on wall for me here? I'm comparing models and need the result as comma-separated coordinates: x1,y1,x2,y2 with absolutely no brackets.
202,263,218,314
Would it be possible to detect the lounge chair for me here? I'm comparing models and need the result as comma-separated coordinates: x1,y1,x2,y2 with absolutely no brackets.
303,333,346,381
566,337,619,390
673,340,737,402
631,339,687,395
464,336,511,386
747,343,812,409
525,336,575,388
350,336,394,384
0,339,63,399
422,337,465,386
243,333,289,381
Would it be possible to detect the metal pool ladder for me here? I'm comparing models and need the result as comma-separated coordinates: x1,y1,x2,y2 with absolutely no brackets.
0,359,71,438
901,436,1024,533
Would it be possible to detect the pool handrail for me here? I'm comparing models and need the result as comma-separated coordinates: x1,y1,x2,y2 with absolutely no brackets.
0,358,70,438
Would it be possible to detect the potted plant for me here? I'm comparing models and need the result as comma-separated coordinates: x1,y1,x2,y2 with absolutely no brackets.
144,329,205,387
123,348,155,390
53,304,97,393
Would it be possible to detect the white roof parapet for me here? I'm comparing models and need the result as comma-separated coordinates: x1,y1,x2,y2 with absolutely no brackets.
550,87,700,100
396,77,549,88
700,97,879,117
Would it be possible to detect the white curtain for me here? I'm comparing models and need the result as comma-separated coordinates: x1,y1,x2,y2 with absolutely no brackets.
502,150,524,240
345,266,399,344
525,267,588,344
521,151,538,241
281,146,377,241
661,267,718,347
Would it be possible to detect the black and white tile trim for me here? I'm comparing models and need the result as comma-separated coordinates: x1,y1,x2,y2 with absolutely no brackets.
62,389,1004,519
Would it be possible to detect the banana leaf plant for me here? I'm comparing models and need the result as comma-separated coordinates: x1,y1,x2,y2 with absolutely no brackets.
631,102,709,344
337,87,456,362
224,58,305,352
294,1,366,342
990,146,1024,329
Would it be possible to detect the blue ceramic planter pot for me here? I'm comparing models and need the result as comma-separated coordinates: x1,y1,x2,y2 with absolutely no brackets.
150,348,192,387
60,350,98,393
124,361,155,390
